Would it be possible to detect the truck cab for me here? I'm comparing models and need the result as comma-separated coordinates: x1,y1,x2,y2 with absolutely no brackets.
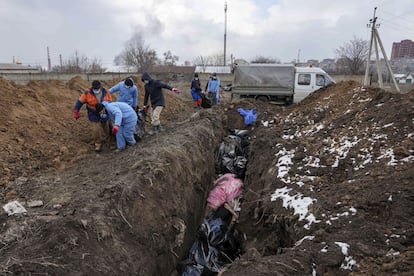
294,66,335,103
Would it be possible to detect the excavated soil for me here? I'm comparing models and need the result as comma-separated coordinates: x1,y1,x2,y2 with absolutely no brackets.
0,76,413,276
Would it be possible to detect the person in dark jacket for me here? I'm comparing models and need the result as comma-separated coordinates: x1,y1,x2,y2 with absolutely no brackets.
190,73,202,110
141,72,180,135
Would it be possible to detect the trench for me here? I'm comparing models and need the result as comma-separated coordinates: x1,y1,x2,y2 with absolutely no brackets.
116,110,252,275
0,108,297,275
157,113,297,275
174,129,249,274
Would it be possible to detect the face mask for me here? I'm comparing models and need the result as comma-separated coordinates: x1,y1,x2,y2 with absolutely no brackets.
125,85,131,88
93,88,101,94
144,80,149,84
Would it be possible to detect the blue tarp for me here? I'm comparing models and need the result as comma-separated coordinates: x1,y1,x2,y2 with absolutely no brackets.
237,108,257,126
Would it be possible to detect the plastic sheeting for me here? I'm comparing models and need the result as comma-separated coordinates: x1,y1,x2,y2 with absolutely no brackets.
237,108,257,126
214,130,249,178
233,64,295,88
178,129,250,275
178,207,245,275
134,109,146,141
200,92,212,108
3,201,27,216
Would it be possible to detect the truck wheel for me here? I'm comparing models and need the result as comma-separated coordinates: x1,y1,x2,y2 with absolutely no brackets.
256,96,269,102
285,96,293,104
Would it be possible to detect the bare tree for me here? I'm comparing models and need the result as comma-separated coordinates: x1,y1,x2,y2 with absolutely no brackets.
163,50,179,66
87,57,106,73
193,55,212,72
115,33,159,72
193,52,227,68
251,56,280,64
211,52,225,66
51,51,106,73
335,36,369,74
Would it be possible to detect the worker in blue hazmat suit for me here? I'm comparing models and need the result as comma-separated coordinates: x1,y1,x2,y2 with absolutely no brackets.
109,77,138,110
206,73,220,105
96,101,137,151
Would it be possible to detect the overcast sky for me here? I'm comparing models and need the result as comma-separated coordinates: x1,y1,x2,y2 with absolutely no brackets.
1,0,414,69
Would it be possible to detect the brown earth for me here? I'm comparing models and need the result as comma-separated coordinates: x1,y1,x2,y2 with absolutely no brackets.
0,76,413,275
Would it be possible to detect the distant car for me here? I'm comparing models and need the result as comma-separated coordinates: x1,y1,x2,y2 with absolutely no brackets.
223,83,232,91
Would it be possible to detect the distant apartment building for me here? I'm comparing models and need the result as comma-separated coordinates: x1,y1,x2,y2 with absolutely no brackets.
320,58,336,73
391,39,414,59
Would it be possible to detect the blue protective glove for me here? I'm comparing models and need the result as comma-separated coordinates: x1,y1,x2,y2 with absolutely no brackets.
237,108,257,126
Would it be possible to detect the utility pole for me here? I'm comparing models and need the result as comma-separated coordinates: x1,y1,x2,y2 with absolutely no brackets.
47,46,52,72
297,49,301,65
364,7,400,92
59,54,63,72
224,1,227,66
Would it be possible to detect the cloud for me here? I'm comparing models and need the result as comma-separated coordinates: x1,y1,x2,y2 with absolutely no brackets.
0,0,413,67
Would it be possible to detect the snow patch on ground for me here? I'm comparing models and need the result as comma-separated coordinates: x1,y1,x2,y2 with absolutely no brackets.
335,242,358,270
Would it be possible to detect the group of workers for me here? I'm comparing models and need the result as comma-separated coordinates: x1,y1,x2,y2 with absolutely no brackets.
190,72,221,109
72,73,179,152
73,71,222,153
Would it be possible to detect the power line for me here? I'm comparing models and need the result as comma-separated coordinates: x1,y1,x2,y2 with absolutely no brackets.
364,7,400,92
377,17,414,37
381,7,414,25
373,0,393,8
223,1,227,66
391,8,414,20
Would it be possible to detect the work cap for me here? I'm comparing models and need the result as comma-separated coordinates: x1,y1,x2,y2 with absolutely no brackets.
92,80,101,90
125,78,133,87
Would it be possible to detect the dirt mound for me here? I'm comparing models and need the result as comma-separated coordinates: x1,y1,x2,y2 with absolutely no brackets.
0,77,192,188
66,76,90,91
0,77,413,275
0,77,89,188
226,81,414,275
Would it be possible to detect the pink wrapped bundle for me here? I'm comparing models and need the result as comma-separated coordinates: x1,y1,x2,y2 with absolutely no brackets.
207,173,243,209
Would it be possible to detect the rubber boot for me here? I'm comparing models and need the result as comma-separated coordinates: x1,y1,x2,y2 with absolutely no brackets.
157,125,165,132
148,125,157,135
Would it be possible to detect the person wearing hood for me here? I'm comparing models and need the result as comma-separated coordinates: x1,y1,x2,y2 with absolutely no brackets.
72,80,112,152
109,77,138,110
190,73,202,110
95,101,137,151
141,72,180,135
206,72,220,105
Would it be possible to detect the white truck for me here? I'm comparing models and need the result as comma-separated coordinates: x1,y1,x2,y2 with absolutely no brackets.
231,64,335,104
